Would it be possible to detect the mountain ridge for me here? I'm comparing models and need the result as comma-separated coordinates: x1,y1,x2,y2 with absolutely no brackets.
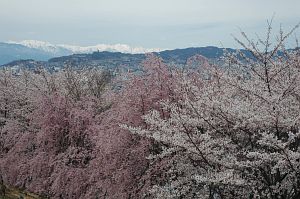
1,46,237,74
7,40,163,54
0,40,165,65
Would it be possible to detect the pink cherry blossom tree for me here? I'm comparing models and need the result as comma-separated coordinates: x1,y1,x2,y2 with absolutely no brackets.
0,54,177,198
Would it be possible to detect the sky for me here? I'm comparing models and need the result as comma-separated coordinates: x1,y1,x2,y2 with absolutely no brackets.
0,0,300,49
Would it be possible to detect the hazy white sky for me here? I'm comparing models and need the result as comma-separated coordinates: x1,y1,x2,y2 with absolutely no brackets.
1,0,300,48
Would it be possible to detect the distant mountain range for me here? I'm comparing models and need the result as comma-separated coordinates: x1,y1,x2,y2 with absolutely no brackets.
1,46,239,75
0,40,163,65
0,42,57,65
1,40,252,73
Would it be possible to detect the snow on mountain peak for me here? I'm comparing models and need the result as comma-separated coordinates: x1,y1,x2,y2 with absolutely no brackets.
21,40,59,52
7,40,163,54
19,40,54,48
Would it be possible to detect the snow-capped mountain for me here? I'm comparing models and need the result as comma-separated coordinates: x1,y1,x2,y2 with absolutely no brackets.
11,40,71,55
8,40,163,54
0,40,164,65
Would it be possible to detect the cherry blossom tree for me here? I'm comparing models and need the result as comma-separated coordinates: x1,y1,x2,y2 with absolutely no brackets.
125,23,300,198
0,54,176,198
0,67,115,198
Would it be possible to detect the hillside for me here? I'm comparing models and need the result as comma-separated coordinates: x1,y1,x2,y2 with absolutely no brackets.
1,46,242,72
